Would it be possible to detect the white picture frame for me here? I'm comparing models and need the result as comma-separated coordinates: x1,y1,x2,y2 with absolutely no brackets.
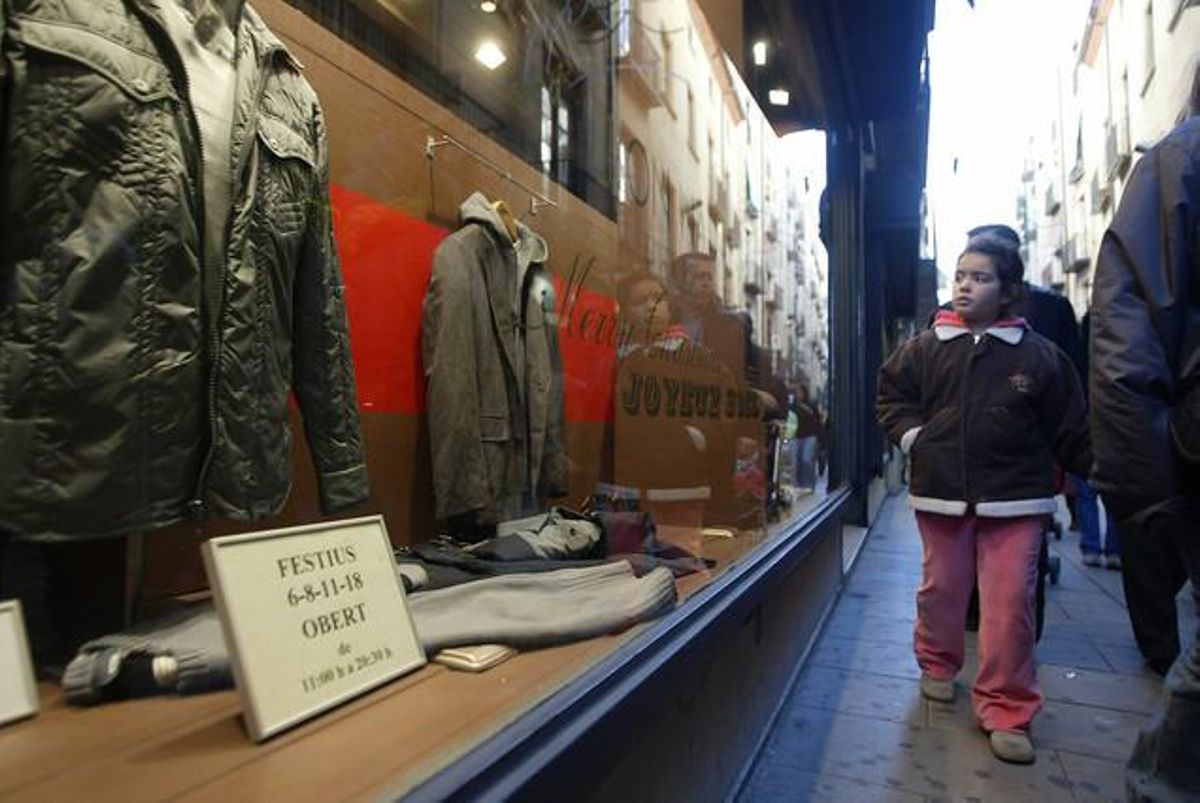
203,515,425,742
0,599,39,727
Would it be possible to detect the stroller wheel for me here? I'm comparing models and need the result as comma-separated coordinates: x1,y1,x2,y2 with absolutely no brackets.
1048,555,1061,585
1050,520,1063,540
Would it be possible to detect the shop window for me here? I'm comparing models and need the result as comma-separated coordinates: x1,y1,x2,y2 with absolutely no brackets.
540,78,573,188
661,29,677,115
687,88,699,160
617,0,632,58
618,141,629,205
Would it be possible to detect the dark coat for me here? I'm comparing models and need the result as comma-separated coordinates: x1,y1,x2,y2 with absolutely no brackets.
0,1,368,539
1090,116,1200,512
877,313,1091,517
933,284,1083,378
1024,284,1084,378
422,193,569,527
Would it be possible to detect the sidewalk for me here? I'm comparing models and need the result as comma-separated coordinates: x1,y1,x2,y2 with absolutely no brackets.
738,492,1197,802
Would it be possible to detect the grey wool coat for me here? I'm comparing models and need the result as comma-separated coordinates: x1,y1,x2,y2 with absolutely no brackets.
421,193,569,525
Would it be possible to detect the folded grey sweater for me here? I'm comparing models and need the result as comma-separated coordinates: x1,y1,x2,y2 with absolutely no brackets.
63,561,677,704
409,561,676,652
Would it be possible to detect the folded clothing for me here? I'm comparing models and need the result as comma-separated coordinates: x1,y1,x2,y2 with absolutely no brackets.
61,604,230,705
469,508,603,561
408,562,677,652
399,507,710,591
62,561,677,705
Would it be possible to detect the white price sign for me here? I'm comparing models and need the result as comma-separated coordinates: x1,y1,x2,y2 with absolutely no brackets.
0,600,39,727
203,516,425,741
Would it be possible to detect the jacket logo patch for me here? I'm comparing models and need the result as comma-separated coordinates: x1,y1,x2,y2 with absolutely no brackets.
1009,372,1033,394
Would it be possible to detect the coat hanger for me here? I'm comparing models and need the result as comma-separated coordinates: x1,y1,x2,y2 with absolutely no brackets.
491,199,519,242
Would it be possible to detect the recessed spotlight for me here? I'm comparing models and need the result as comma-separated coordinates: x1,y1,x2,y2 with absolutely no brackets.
768,88,790,106
480,0,497,12
753,41,767,66
475,40,507,70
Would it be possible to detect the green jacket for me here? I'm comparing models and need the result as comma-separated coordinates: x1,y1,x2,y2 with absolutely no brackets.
0,0,369,540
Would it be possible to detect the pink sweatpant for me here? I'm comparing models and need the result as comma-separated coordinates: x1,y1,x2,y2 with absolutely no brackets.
913,511,1044,732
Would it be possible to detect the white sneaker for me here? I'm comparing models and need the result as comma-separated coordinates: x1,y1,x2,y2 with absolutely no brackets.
989,730,1036,764
1081,552,1102,567
920,674,955,702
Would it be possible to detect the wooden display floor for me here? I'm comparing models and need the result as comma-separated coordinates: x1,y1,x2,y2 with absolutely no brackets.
1,630,628,801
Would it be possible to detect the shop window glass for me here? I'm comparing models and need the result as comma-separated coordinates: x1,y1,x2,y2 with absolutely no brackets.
2,1,839,796
617,0,633,58
285,0,614,216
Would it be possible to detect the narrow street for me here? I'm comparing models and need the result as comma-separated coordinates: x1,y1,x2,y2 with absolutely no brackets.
740,493,1195,801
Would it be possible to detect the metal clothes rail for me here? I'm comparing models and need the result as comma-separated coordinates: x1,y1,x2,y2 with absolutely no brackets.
424,134,559,217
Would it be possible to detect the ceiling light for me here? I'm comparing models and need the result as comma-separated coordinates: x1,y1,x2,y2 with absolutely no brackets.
752,41,767,66
475,40,507,70
480,0,497,12
768,88,790,106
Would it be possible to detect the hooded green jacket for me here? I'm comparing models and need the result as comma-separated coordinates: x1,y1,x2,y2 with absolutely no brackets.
0,0,369,540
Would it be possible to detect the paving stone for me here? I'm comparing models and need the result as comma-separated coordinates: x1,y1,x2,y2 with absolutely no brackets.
854,550,924,569
1047,587,1127,610
1037,664,1162,714
1040,600,1074,625
740,761,926,802
808,634,922,680
1043,619,1135,645
1035,634,1113,672
839,584,920,605
832,594,920,622
1090,640,1162,677
766,706,1076,802
1034,699,1150,760
1056,600,1133,624
785,666,925,725
845,565,920,586
1055,748,1130,803
823,612,918,646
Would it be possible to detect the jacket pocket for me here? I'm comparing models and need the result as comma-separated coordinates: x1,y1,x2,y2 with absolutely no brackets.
912,405,955,456
17,18,174,103
909,405,960,499
479,412,511,443
254,114,316,239
257,113,317,169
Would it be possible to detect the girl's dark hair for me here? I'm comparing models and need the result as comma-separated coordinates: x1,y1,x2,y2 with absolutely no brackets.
960,234,1027,316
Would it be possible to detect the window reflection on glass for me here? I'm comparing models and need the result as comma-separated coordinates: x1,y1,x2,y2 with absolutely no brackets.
541,86,553,174
286,0,614,216
618,141,628,204
617,0,632,59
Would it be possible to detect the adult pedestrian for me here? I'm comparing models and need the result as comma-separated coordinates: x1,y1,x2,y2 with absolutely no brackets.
1077,312,1121,568
1090,63,1200,800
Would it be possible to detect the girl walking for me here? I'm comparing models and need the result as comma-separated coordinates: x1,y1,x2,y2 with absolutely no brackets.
877,235,1091,763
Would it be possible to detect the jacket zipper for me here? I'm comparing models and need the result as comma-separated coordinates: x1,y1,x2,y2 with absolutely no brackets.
130,6,211,518
189,41,276,515
960,337,984,505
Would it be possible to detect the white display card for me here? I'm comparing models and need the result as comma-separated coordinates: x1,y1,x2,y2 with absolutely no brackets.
202,516,425,741
0,600,39,726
